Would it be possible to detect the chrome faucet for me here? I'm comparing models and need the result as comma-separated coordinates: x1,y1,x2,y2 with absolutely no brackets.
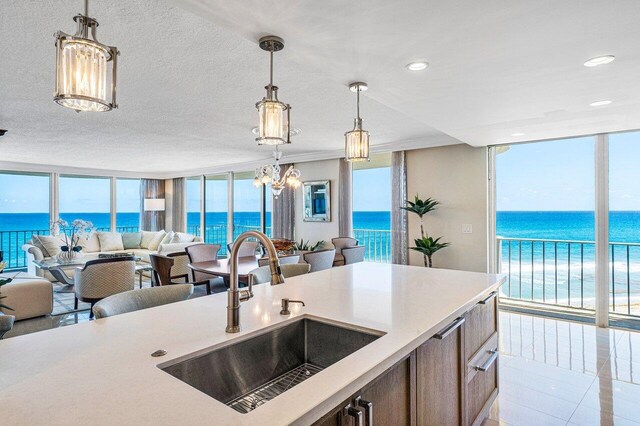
226,231,285,333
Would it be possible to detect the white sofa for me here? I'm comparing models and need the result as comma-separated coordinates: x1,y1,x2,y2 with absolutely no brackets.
22,230,203,282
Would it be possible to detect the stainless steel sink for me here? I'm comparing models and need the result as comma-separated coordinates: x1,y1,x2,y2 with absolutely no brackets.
159,317,383,413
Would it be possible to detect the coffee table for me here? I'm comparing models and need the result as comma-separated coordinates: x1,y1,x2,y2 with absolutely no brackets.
34,256,143,293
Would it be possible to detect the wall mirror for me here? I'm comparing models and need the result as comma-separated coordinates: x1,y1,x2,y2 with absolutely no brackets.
303,180,331,222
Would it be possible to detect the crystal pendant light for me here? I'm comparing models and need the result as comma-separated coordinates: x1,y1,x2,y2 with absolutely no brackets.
253,147,301,198
345,82,370,162
54,0,119,112
255,36,291,145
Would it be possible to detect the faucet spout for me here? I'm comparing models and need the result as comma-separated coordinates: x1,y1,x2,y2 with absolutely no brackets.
226,231,285,333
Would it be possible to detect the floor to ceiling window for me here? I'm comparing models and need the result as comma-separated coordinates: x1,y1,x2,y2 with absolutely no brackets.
265,185,272,237
0,172,50,270
59,175,111,231
233,171,261,240
352,153,392,262
205,174,228,255
186,176,202,236
609,131,640,320
495,137,596,311
116,178,140,232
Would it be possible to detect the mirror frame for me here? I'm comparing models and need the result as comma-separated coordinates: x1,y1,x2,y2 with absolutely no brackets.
302,180,331,222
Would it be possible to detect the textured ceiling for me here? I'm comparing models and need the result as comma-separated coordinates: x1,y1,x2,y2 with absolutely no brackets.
176,0,640,146
2,1,639,176
0,0,455,176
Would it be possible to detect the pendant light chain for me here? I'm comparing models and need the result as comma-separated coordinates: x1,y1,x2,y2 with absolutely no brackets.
84,0,89,17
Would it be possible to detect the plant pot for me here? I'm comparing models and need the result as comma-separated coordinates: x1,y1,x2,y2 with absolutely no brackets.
57,250,83,264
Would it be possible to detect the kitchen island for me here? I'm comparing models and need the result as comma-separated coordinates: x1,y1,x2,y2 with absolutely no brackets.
0,262,504,425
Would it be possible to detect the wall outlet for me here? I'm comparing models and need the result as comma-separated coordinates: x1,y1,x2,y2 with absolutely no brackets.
462,224,473,234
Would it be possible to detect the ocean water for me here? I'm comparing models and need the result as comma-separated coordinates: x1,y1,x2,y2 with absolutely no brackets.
497,211,640,314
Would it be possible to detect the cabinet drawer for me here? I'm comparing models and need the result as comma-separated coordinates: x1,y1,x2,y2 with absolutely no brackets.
465,335,498,426
464,291,498,361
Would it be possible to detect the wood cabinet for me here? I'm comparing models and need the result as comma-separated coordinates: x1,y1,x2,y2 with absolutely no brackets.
314,290,498,426
416,317,464,426
313,355,414,426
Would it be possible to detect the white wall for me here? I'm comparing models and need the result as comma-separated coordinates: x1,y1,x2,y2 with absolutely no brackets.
406,144,488,273
294,159,341,244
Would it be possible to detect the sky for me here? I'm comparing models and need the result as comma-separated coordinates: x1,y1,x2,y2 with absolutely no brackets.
496,130,640,211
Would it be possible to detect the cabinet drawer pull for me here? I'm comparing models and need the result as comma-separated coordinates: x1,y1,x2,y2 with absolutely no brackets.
342,403,363,426
434,317,465,340
478,291,498,305
473,349,498,372
355,396,373,426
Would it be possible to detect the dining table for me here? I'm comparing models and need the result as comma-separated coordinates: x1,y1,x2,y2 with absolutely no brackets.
188,254,299,287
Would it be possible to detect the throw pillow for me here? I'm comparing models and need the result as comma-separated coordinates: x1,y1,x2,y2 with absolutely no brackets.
122,232,142,249
80,233,101,253
171,232,195,243
140,231,162,249
30,236,50,257
97,232,125,252
161,231,175,245
147,231,167,251
33,235,63,257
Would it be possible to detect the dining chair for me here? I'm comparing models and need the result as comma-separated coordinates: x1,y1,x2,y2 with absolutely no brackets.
331,237,359,266
249,263,311,285
257,254,300,267
227,241,263,257
92,284,194,319
184,244,226,294
303,249,336,272
149,253,215,293
342,246,366,265
74,257,136,319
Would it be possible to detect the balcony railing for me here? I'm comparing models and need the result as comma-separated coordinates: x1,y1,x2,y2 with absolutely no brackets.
0,226,140,271
497,237,640,319
354,229,391,263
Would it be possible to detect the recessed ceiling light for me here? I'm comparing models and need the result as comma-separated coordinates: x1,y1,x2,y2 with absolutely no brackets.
584,55,615,67
406,61,429,71
511,132,525,137
590,100,612,107
252,127,301,136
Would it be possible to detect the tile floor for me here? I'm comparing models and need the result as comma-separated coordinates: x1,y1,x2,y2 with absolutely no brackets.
486,311,640,426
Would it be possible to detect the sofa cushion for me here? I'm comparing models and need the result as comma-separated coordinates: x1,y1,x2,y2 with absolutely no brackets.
172,232,195,243
80,233,101,253
140,231,163,249
97,232,125,252
157,242,198,255
33,235,63,257
122,232,142,249
132,249,152,264
148,231,167,251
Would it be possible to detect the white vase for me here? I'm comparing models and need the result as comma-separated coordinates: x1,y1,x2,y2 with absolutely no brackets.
57,250,83,264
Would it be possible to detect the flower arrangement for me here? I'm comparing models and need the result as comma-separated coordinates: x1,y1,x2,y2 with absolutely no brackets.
51,219,94,263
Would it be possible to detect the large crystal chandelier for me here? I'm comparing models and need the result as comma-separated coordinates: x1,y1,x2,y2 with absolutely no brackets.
255,36,292,145
253,147,301,197
344,82,370,162
54,0,119,112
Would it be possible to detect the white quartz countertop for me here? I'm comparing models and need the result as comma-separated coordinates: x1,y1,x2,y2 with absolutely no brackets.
0,263,505,425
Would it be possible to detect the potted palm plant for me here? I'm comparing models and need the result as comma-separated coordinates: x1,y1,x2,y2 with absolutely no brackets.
401,195,450,267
